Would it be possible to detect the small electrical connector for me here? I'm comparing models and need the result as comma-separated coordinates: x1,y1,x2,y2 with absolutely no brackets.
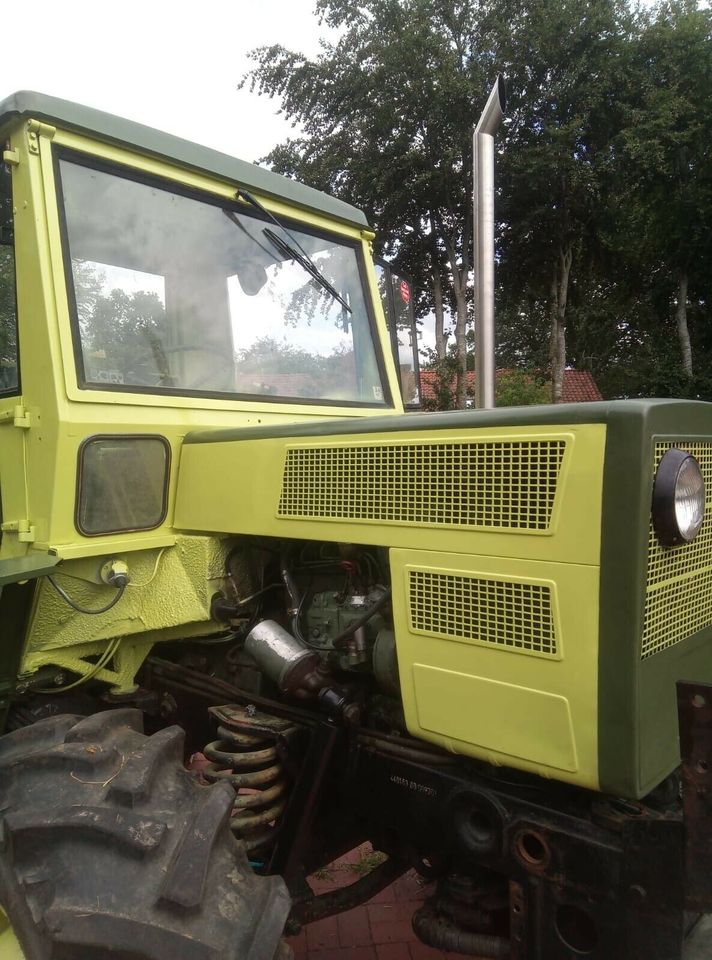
99,559,130,589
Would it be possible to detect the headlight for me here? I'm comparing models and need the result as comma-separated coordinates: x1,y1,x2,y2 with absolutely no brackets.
652,448,705,546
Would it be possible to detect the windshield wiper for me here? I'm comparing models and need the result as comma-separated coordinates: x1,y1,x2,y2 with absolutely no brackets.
235,188,352,314
263,228,352,314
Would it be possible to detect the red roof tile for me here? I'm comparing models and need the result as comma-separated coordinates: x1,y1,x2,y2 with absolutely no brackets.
419,368,602,404
560,370,603,402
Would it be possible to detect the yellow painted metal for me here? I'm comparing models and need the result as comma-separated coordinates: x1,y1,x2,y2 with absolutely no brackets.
0,97,607,772
0,906,25,960
391,548,601,789
174,421,605,788
21,536,230,684
0,104,396,692
0,113,404,570
176,424,606,567
277,436,566,531
20,636,154,696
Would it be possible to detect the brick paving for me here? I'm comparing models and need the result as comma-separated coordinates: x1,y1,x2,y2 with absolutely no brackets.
286,845,712,960
287,845,473,960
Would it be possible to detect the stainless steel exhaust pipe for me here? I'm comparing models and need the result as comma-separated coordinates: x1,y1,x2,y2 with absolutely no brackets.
473,75,506,410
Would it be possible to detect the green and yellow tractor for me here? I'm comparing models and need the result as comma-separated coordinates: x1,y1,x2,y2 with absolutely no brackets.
1,90,711,960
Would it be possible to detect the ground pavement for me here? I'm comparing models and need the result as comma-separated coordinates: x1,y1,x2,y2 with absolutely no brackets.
287,845,463,960
287,845,712,960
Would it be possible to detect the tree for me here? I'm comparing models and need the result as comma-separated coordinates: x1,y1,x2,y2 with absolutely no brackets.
614,0,712,381
81,288,168,381
243,0,712,405
495,0,635,401
242,0,493,407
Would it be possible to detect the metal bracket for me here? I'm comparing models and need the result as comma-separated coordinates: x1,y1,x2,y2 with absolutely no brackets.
0,405,32,428
2,148,19,167
25,119,56,155
0,520,36,543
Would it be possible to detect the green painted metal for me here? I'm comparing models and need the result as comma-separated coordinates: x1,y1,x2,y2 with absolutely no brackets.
183,398,684,445
0,552,60,586
178,397,712,796
0,91,369,229
597,400,712,797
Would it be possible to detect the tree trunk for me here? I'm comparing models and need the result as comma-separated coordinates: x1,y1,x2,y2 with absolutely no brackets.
444,242,468,409
453,281,468,408
433,271,446,360
675,272,692,377
549,244,572,403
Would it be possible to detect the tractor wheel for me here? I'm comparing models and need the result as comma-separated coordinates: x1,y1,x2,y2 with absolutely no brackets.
0,708,291,960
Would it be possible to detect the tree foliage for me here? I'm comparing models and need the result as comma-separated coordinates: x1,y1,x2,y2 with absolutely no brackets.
243,0,494,405
243,0,712,407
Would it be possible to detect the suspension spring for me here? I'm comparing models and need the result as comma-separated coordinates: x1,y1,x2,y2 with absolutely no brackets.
203,704,298,854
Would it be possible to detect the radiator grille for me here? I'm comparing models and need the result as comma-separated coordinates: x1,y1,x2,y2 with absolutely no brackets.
642,441,712,658
409,569,557,656
278,439,566,531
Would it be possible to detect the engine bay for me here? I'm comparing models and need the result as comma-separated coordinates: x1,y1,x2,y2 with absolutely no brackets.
205,537,400,715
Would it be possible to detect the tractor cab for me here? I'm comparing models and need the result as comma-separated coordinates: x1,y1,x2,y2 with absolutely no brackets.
0,91,405,564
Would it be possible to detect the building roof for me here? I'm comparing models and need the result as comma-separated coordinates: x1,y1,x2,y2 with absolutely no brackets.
419,369,602,405
0,91,369,230
559,370,603,403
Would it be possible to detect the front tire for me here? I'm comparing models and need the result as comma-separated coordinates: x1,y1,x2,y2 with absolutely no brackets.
0,708,291,959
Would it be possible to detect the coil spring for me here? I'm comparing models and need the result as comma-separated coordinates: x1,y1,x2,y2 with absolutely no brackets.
203,706,296,853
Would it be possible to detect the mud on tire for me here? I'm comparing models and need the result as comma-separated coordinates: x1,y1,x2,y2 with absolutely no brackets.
0,709,291,959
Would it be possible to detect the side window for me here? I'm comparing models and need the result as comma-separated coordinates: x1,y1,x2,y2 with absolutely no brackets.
375,261,421,408
0,160,19,395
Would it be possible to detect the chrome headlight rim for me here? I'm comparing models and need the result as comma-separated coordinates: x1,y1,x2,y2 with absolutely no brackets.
653,447,705,546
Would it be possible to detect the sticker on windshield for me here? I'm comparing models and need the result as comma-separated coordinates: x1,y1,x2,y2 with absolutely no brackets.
399,280,410,304
91,369,125,384
373,385,383,401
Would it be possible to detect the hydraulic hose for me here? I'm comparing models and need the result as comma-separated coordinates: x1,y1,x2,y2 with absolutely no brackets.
412,906,510,957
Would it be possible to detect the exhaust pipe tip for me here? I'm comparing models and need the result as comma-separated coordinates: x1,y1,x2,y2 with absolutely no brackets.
496,73,507,114
473,75,506,411
475,74,507,137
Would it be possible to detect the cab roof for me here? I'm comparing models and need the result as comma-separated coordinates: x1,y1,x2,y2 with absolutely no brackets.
0,90,369,230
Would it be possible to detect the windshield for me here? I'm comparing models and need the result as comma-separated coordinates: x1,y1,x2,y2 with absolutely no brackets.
57,155,389,406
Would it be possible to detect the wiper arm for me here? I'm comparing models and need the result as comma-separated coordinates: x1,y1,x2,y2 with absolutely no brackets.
263,228,352,314
222,209,277,262
235,188,352,314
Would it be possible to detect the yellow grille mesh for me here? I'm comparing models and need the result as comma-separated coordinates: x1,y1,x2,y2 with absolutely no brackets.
409,569,557,656
279,439,566,530
642,441,712,659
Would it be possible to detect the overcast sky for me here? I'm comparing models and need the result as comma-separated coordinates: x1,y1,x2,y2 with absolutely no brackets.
2,0,332,163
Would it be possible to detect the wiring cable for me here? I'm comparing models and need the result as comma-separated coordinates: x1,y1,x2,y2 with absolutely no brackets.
125,548,166,588
47,575,126,615
33,636,123,694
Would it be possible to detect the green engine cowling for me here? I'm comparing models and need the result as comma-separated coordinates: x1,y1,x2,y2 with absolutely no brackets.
174,398,712,800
